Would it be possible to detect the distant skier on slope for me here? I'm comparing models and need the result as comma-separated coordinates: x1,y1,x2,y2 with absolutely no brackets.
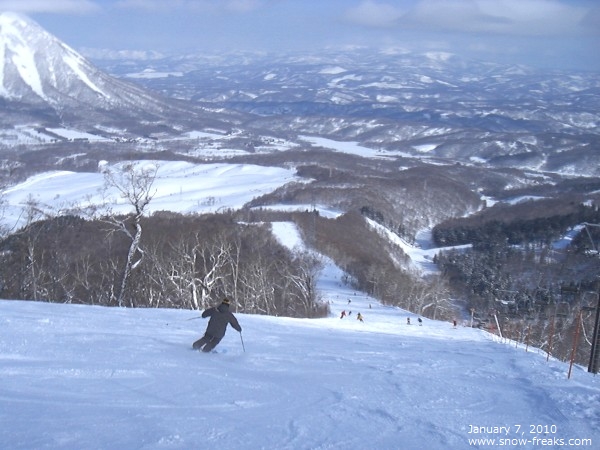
192,298,242,353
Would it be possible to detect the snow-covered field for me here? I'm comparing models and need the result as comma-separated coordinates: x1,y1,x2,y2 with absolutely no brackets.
299,135,412,159
1,262,599,449
0,136,393,231
1,161,300,231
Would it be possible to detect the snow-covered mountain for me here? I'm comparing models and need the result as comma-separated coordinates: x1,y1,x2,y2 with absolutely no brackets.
0,12,110,104
0,12,225,133
2,11,598,175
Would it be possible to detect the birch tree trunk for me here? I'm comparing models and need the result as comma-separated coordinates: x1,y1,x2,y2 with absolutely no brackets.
103,163,157,307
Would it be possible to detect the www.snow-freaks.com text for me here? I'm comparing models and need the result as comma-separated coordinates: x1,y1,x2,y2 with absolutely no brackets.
465,424,592,447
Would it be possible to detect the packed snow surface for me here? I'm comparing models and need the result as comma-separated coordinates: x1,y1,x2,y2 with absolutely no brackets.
1,280,599,449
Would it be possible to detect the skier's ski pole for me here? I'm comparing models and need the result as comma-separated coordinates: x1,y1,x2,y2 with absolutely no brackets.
185,316,203,321
240,332,246,353
167,315,201,326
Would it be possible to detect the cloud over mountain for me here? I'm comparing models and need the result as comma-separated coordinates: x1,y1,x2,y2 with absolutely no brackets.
343,1,405,27
0,0,99,14
115,0,269,14
345,0,594,37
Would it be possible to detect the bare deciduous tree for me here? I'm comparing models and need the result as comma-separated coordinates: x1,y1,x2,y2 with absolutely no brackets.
281,250,323,317
194,235,233,309
103,163,157,307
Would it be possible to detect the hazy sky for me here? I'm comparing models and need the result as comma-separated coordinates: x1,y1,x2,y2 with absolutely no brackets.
2,0,599,70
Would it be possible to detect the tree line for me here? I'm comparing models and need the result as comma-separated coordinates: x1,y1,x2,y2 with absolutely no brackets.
0,211,326,317
433,200,600,365
432,199,600,248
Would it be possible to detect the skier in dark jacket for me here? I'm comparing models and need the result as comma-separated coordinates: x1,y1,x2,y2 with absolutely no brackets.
193,298,242,353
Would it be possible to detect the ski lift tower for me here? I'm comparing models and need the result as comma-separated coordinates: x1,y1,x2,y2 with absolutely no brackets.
582,222,600,374
584,288,600,374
